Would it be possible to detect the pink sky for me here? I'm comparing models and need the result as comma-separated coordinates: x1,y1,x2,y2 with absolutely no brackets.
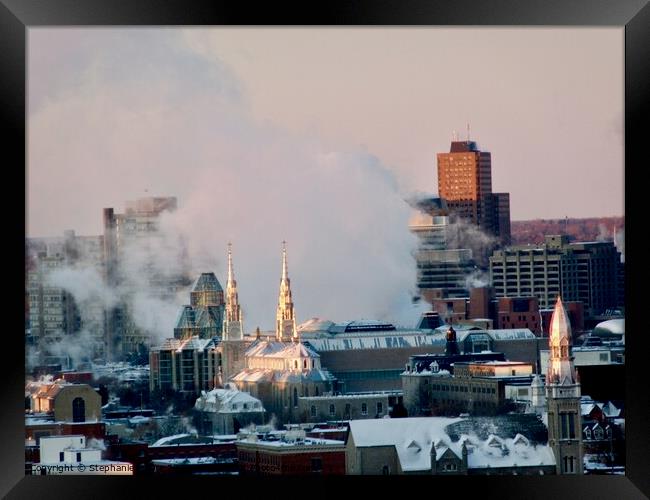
26,28,624,328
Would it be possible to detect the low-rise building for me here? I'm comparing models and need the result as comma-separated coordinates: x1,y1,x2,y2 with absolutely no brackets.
297,391,403,422
26,379,101,423
30,435,133,475
237,430,345,475
194,387,266,435
345,416,555,475
149,336,220,395
402,358,535,417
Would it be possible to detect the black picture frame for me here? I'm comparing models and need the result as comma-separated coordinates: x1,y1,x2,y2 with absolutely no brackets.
2,0,648,498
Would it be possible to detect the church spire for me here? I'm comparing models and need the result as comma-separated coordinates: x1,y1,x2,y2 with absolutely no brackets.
276,241,297,342
223,242,243,341
546,296,575,385
282,240,289,282
227,242,234,284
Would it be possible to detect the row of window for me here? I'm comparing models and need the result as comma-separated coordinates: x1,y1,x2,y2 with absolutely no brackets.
429,383,496,395
311,402,383,418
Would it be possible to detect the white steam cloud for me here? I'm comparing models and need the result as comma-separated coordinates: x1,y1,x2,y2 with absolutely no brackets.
28,29,427,345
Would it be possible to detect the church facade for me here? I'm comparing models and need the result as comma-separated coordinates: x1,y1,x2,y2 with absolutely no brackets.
227,242,336,423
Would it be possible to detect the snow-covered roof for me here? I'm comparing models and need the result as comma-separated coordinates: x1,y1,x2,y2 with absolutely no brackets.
231,367,335,384
150,434,193,447
302,328,535,352
348,417,555,472
152,457,236,466
245,340,320,359
151,336,217,352
195,388,265,414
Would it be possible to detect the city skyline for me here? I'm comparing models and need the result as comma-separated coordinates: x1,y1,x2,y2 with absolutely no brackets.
27,27,624,331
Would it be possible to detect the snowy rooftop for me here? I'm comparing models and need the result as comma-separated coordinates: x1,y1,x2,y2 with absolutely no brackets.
348,417,555,472
245,340,320,359
195,388,265,414
231,368,335,384
302,328,535,352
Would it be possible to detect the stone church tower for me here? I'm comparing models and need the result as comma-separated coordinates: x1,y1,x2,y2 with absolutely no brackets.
220,243,249,382
222,243,244,341
546,296,583,474
276,241,298,342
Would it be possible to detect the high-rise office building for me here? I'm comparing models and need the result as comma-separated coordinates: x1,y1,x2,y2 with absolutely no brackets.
408,197,477,302
103,196,191,361
436,139,511,247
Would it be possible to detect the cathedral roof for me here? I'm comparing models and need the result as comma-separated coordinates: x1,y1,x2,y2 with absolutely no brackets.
231,367,334,384
245,340,320,359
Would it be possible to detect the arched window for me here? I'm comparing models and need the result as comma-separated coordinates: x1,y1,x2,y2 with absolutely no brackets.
584,428,592,440
294,360,298,369
303,359,307,369
72,397,85,423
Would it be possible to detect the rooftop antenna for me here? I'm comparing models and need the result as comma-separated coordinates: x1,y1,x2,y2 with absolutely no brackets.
466,122,470,142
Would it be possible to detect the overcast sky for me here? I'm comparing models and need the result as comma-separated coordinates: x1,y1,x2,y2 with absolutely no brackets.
26,28,624,328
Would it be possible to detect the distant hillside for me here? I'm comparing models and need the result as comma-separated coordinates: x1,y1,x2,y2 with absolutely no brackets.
510,217,624,246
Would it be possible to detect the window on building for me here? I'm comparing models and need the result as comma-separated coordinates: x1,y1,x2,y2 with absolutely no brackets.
311,405,317,418
382,465,390,475
361,403,368,415
59,452,64,462
311,457,323,473
584,428,592,440
345,403,351,416
594,427,604,440
72,397,85,423
293,388,298,408
329,404,335,416
76,452,81,463
377,402,383,415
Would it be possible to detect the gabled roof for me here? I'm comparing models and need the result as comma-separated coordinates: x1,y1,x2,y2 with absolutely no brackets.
348,417,555,472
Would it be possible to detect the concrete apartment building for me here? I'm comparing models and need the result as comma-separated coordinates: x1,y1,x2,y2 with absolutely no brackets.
26,231,106,360
103,196,192,360
489,235,624,316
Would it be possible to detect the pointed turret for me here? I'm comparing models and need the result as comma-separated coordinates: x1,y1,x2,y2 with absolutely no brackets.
545,295,583,475
276,241,297,342
222,243,243,341
546,296,575,385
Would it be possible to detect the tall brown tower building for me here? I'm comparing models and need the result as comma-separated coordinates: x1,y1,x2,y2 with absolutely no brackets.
436,139,511,247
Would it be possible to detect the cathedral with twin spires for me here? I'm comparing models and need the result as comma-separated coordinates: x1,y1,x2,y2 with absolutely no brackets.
223,242,335,423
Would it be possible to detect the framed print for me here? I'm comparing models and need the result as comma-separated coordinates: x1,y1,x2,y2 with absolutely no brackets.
2,0,649,498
